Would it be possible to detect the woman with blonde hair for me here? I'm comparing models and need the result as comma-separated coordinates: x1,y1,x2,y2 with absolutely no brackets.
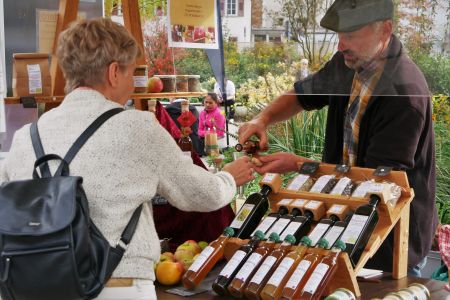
0,18,255,300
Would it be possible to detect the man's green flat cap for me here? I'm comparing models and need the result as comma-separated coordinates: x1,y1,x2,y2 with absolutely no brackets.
320,0,394,32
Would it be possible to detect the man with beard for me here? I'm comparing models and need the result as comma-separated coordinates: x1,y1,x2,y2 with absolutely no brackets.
238,0,436,276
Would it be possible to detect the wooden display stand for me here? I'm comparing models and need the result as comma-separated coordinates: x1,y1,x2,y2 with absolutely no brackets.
224,163,414,298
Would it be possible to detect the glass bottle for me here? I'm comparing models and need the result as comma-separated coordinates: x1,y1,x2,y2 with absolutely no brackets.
228,232,281,298
244,234,298,300
339,194,380,266
230,185,272,239
235,140,260,154
280,238,329,300
259,236,312,300
182,227,235,289
322,212,353,249
278,207,311,243
177,135,193,153
306,215,339,247
212,230,265,296
251,206,289,237
298,240,347,300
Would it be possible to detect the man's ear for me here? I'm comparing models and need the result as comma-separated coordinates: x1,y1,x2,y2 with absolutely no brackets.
382,20,393,40
107,62,120,88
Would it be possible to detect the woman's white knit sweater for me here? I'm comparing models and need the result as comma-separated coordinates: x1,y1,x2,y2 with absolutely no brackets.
0,89,236,280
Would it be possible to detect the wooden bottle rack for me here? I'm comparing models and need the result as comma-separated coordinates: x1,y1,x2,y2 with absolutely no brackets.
223,163,414,298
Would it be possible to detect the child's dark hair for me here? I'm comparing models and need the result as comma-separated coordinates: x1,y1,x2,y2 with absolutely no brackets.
205,93,220,104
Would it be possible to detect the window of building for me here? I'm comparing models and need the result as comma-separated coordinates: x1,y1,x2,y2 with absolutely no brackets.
229,36,238,43
227,0,237,16
269,36,282,43
254,35,266,42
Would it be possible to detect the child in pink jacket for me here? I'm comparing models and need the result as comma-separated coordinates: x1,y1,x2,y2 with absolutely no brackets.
199,93,226,139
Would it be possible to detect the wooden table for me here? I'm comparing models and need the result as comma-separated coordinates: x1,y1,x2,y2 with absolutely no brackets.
156,271,449,299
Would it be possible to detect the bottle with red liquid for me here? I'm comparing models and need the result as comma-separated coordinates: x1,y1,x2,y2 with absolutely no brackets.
227,232,281,298
182,227,234,289
297,240,346,299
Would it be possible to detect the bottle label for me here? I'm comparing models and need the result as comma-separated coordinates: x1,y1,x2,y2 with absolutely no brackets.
280,221,303,240
291,199,308,208
235,252,263,281
285,259,312,289
328,204,346,215
219,250,247,277
278,199,293,206
340,214,369,244
351,181,373,197
133,75,148,87
323,226,345,249
265,218,290,238
267,257,295,286
305,200,321,210
310,175,334,193
252,216,278,236
27,64,43,94
230,204,255,229
330,177,352,195
249,255,277,284
302,263,330,294
261,173,277,184
188,246,215,272
308,223,331,246
287,175,309,190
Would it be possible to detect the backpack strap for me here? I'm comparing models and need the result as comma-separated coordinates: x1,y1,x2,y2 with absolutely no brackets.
30,122,52,178
116,204,144,252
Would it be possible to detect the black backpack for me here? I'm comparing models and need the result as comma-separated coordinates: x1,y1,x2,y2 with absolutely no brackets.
0,108,143,300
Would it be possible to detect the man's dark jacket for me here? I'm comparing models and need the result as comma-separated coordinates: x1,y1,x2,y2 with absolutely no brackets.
294,35,437,270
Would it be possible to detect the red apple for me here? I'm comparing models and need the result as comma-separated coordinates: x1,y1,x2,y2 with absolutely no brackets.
147,76,163,93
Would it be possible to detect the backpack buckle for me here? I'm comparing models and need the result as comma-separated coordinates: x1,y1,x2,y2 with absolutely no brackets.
116,239,128,251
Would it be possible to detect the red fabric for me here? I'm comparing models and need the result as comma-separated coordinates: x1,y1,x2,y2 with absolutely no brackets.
152,101,235,251
439,225,450,268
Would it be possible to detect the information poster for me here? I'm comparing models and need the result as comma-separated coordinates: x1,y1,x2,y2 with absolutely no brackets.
167,0,218,49
37,10,86,53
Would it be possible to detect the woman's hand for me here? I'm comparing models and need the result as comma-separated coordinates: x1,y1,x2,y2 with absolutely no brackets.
222,156,255,186
238,119,269,151
253,152,313,174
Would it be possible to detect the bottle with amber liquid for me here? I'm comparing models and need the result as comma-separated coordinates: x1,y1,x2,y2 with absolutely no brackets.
259,236,312,300
235,140,260,154
298,240,347,300
339,194,380,266
182,227,235,289
228,232,281,298
280,238,329,300
230,185,272,239
212,230,265,296
244,234,298,300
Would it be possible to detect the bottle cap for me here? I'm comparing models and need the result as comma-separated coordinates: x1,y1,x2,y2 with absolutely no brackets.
369,194,381,206
300,236,312,247
254,230,265,240
284,234,296,245
316,238,329,249
268,232,280,242
333,240,346,251
223,227,235,237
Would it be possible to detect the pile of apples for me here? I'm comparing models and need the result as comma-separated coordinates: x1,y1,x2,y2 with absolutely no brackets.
155,240,208,285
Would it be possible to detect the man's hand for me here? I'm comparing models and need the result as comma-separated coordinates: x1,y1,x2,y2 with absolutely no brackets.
253,152,314,174
238,119,269,151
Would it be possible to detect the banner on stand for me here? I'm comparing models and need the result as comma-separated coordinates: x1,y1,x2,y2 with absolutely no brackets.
167,0,218,49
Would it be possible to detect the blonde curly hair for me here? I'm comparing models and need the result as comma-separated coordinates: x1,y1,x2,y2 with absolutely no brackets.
56,17,141,93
